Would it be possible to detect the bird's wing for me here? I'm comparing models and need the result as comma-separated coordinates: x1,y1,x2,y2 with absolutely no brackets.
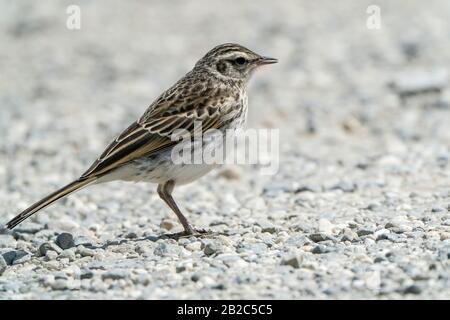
81,83,240,179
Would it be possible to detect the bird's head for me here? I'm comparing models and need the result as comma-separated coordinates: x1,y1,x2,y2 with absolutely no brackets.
195,43,277,82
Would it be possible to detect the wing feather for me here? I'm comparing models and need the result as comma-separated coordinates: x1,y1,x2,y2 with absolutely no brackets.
81,80,240,179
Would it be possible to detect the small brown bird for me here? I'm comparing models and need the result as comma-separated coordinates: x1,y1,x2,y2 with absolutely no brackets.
5,43,277,235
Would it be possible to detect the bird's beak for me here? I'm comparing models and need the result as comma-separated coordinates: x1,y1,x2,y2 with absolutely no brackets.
257,56,278,65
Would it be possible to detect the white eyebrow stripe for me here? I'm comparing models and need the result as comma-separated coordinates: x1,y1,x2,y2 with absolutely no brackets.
220,52,248,59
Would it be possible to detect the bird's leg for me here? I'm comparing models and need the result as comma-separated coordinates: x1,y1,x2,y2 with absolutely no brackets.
157,180,196,235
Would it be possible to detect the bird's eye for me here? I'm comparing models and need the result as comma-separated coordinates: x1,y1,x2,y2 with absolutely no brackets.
234,57,247,65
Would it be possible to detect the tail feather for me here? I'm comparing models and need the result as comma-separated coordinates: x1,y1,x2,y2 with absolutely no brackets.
5,177,96,230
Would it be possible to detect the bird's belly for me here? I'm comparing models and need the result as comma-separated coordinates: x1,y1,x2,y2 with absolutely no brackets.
99,119,244,186
102,146,219,186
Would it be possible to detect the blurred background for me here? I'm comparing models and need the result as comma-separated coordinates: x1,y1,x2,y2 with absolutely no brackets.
1,0,449,193
0,0,449,299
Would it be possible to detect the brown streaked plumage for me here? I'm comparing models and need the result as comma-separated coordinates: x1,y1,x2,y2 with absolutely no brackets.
5,43,277,234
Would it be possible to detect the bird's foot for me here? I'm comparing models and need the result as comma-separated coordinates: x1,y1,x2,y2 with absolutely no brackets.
182,226,211,237
162,227,215,240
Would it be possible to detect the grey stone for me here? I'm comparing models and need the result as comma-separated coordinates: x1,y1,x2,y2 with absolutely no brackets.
73,236,93,247
285,235,309,246
153,242,181,257
385,222,397,229
0,255,7,275
176,265,187,273
2,251,17,265
236,243,267,255
39,242,62,256
185,241,202,251
295,184,322,193
357,228,374,237
50,279,72,291
366,203,380,211
280,255,302,268
341,228,358,242
330,181,356,193
124,232,138,239
191,273,201,282
10,251,30,265
80,269,94,279
160,220,176,231
77,246,95,257
45,250,58,261
59,248,76,261
257,221,279,234
312,245,330,254
2,250,28,265
55,232,75,250
389,68,448,98
404,284,422,295
204,242,220,256
309,233,331,243
263,182,294,196
102,269,129,280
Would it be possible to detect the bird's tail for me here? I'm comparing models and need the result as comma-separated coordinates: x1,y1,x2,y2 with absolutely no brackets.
5,177,97,230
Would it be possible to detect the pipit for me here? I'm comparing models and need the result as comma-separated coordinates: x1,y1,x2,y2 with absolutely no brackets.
5,43,277,235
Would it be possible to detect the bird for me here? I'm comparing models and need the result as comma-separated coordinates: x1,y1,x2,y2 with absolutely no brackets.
5,43,277,235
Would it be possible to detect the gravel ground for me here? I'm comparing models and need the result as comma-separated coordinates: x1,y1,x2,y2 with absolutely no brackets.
1,0,450,299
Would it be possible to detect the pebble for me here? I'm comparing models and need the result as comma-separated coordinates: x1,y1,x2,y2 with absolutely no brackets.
237,243,267,255
295,184,322,193
12,252,30,265
50,279,72,291
0,255,7,275
73,236,93,247
389,68,448,98
77,246,95,257
341,228,358,242
330,181,356,193
257,221,279,234
59,248,77,261
56,233,75,250
374,229,390,240
280,255,302,268
309,233,331,243
2,250,28,265
39,242,63,256
124,232,138,239
217,167,241,180
404,284,422,295
102,269,129,280
203,241,220,256
312,245,330,254
45,250,58,261
153,242,181,257
80,269,94,280
160,219,175,231
185,241,202,251
176,265,187,273
357,228,374,237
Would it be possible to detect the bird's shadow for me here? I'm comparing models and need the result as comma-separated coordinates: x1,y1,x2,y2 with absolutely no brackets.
85,229,230,250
